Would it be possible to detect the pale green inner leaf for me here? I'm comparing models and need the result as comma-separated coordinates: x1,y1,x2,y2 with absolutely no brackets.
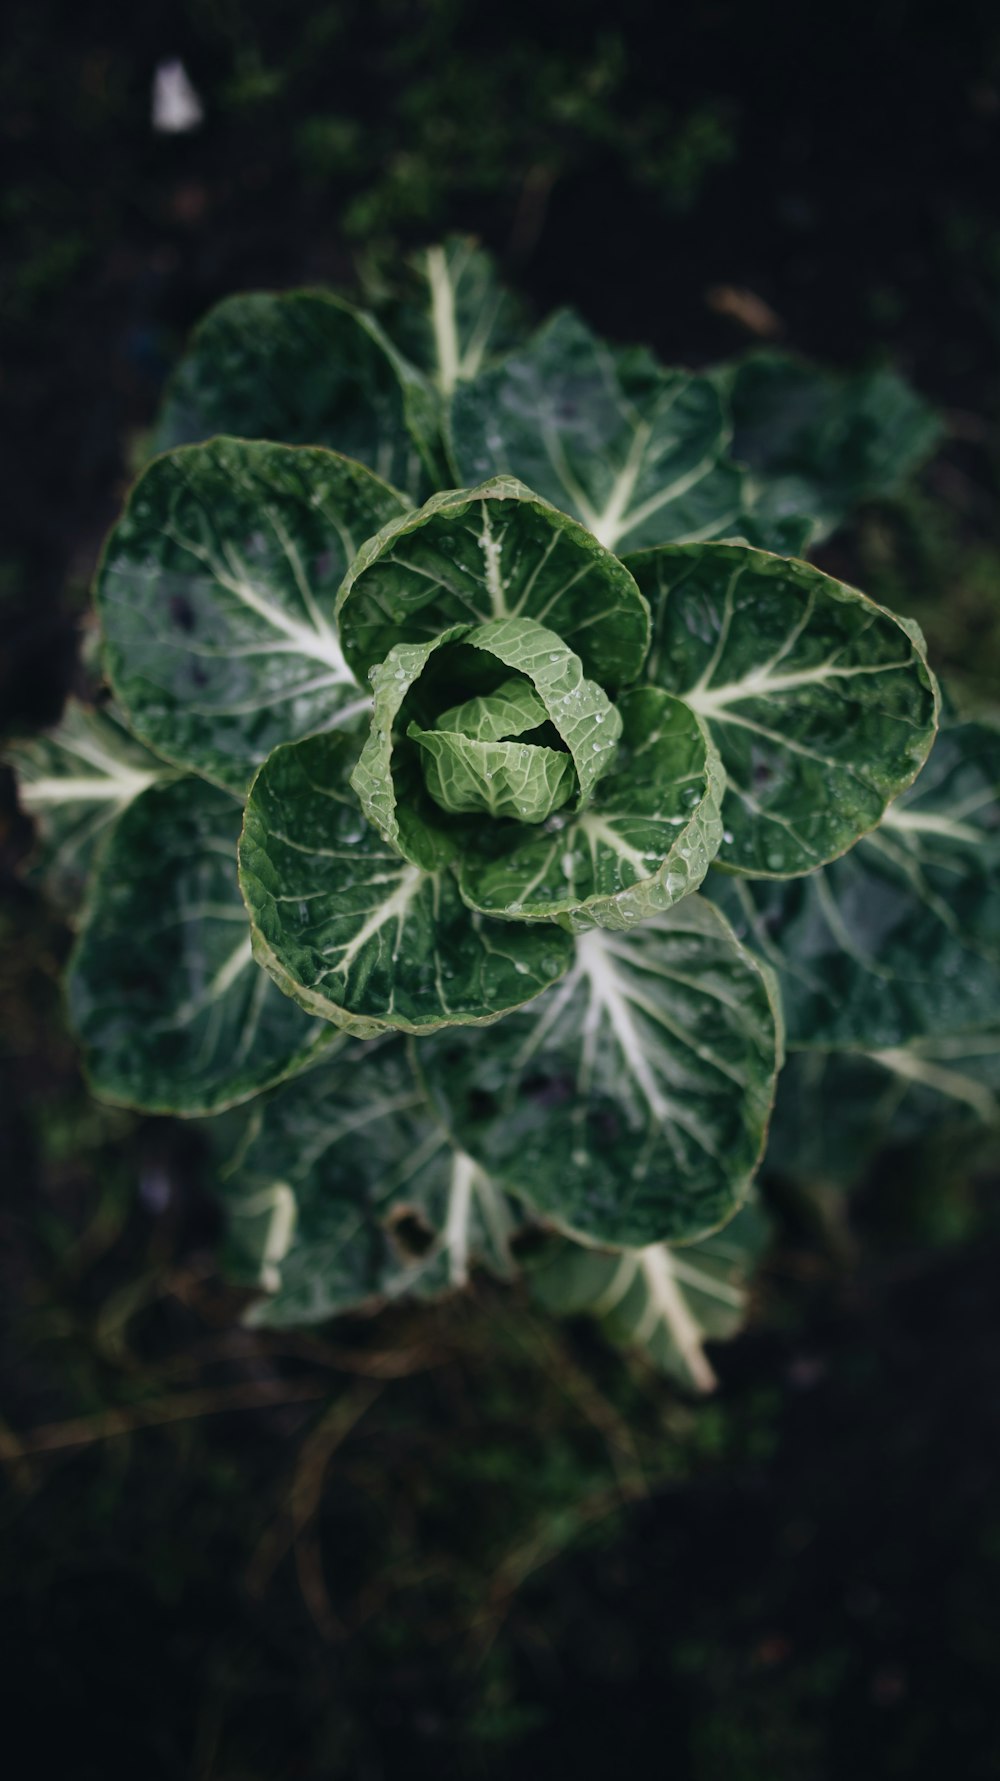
457,688,724,931
408,724,575,822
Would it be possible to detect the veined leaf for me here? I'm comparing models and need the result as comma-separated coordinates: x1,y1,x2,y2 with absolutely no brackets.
410,726,576,822
97,437,408,794
150,289,435,498
527,1201,768,1392
765,1039,1000,1192
380,236,525,400
628,541,938,874
239,731,575,1036
350,618,622,867
416,896,782,1248
458,689,725,931
709,716,1000,1049
350,628,466,870
222,1040,520,1325
68,777,337,1115
449,310,746,553
724,349,942,546
336,476,651,689
7,699,175,909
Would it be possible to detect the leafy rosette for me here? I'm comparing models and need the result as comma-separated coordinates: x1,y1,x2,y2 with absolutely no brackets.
9,238,964,1376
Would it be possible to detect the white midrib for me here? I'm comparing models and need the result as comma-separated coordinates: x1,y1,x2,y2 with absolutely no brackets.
578,812,654,874
880,807,984,845
442,1152,476,1287
636,1245,717,1392
171,533,352,677
226,576,351,676
589,423,650,549
426,245,460,398
871,1046,998,1124
684,657,906,717
23,768,161,806
478,506,508,618
577,931,670,1126
333,866,424,974
237,1182,298,1292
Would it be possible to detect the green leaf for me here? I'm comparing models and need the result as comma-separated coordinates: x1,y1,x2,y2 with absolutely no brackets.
6,700,175,910
765,1040,1000,1192
239,730,575,1036
527,1201,768,1392
97,437,408,794
709,716,1000,1049
336,476,651,689
151,289,435,498
68,777,336,1115
380,237,525,400
724,349,942,546
457,689,725,931
434,674,548,741
628,541,939,874
409,725,575,822
351,619,621,859
416,896,782,1248
461,617,623,800
349,628,466,870
221,1040,520,1325
449,311,748,554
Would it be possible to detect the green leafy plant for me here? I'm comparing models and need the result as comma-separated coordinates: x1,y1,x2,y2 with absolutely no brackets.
11,239,999,1389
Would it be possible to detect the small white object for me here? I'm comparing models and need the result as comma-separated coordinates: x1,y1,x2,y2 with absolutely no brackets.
152,59,204,134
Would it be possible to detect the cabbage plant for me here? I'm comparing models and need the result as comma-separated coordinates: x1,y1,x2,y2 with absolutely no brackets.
12,240,999,1389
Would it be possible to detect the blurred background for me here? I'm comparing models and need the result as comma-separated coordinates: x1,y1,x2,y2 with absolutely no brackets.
2,2,1000,1775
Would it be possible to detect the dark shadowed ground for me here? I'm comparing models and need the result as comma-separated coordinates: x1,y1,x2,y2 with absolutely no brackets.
2,3,1000,1775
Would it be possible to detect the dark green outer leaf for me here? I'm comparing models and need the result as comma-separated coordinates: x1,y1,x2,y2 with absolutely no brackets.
457,689,725,931
336,477,651,689
448,310,748,555
527,1201,768,1392
764,1040,1000,1192
628,541,938,874
6,700,176,911
150,289,435,498
709,716,1000,1050
68,777,336,1115
416,896,782,1249
724,349,942,546
239,730,575,1036
97,438,408,794
221,1040,519,1325
379,237,526,399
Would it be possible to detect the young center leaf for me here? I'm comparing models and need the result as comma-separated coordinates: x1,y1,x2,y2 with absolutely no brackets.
7,699,176,910
222,1039,520,1325
526,1200,769,1393
628,541,939,874
709,714,1000,1049
239,730,575,1037
416,896,782,1249
68,777,337,1115
448,309,746,553
97,438,408,794
336,476,651,690
457,688,725,931
150,289,436,497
